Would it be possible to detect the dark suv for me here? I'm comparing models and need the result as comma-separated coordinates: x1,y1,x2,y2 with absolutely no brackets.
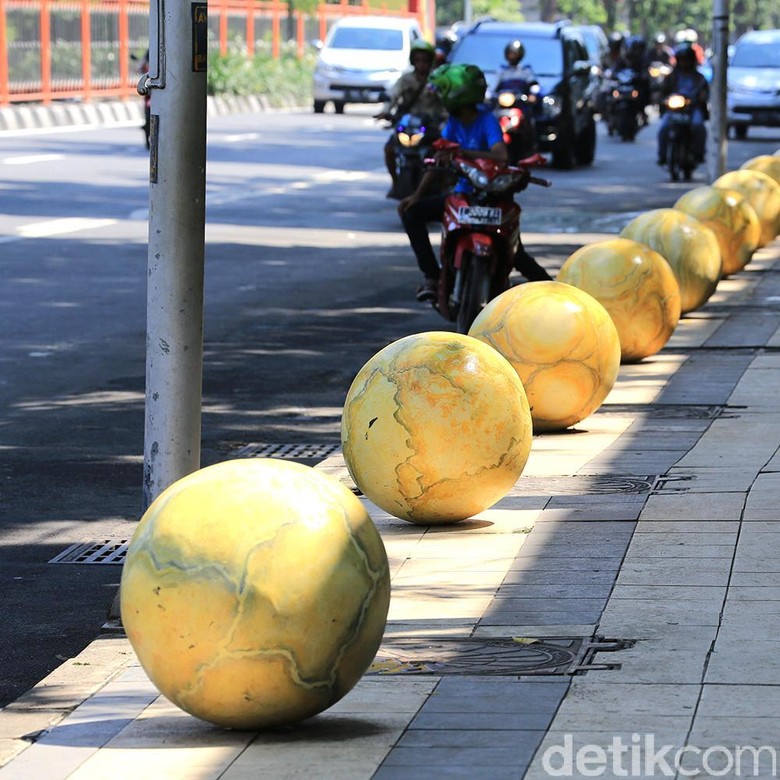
447,20,597,169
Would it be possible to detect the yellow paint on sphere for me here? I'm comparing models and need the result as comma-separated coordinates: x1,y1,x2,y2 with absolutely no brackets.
620,208,722,314
740,155,780,187
674,186,761,276
341,331,533,525
558,238,681,363
714,169,780,246
120,459,390,730
468,281,621,432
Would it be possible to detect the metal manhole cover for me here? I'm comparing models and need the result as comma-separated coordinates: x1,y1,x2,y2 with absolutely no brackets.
49,539,128,565
368,636,634,676
515,475,658,495
235,442,340,460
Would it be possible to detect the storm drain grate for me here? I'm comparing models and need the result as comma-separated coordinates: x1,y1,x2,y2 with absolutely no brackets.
515,474,659,495
49,539,128,565
368,636,635,676
597,403,730,419
235,442,341,460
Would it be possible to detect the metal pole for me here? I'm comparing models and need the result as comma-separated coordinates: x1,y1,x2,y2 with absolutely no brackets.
141,0,208,509
707,0,729,182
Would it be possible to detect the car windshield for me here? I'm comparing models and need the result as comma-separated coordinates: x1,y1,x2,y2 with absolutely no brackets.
328,28,405,51
731,36,780,68
451,34,563,78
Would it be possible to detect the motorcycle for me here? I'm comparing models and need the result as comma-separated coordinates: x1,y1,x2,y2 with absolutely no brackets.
606,68,644,141
664,92,699,182
386,112,441,200
490,79,539,163
426,139,551,334
647,60,673,109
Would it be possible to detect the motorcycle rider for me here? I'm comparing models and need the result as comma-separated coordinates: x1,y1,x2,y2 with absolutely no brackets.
614,34,651,122
494,40,538,94
644,33,675,68
375,40,446,198
673,28,705,65
656,44,709,166
397,63,551,303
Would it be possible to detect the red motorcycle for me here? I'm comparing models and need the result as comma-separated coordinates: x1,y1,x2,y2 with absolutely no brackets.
430,139,551,333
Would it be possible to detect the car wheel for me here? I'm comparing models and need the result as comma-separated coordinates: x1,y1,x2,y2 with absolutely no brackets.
575,116,597,165
313,100,325,114
333,101,346,114
552,123,576,170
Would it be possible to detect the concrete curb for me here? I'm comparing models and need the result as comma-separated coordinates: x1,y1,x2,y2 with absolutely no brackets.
0,93,297,132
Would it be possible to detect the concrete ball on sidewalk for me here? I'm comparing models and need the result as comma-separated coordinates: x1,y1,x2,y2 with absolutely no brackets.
468,281,621,432
740,155,780,187
120,459,390,730
674,186,762,277
341,331,532,525
713,169,780,247
557,238,681,363
620,208,722,314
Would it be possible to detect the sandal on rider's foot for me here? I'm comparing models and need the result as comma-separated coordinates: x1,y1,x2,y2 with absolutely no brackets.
416,278,438,302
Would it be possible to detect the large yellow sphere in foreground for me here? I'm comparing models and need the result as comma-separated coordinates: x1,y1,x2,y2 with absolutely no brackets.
557,238,681,363
620,208,722,314
741,155,780,186
469,281,621,432
674,186,761,276
714,169,780,247
341,331,532,525
121,459,390,730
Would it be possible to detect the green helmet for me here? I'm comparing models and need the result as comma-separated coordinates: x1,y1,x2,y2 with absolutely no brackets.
409,39,436,64
428,63,487,111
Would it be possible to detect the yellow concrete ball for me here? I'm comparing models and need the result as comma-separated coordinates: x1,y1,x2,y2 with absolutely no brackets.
468,281,621,432
120,459,390,730
674,186,761,277
740,155,780,187
620,208,722,314
714,169,780,246
341,331,532,525
557,238,681,363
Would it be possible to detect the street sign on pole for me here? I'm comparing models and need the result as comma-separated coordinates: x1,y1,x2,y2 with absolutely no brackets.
141,0,208,509
707,0,729,182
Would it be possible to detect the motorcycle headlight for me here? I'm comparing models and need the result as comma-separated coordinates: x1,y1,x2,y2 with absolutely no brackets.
648,66,661,78
398,131,424,147
486,173,517,193
665,94,688,110
467,167,490,189
497,92,516,108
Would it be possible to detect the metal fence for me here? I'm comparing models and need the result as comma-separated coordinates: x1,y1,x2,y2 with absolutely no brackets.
0,0,423,105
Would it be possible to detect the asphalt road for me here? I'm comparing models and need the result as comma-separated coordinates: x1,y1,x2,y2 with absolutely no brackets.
0,105,776,707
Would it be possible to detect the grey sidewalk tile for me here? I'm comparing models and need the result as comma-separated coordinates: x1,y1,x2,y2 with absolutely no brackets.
729,571,780,586
579,451,688,474
480,610,605,625
512,543,629,558
419,690,563,716
634,520,739,533
378,744,535,768
705,638,780,685
409,710,555,731
524,522,636,540
533,507,643,522
396,728,541,749
487,597,607,614
699,684,780,717
475,624,597,638
432,677,568,698
507,556,623,573
623,535,736,557
495,583,614,600
725,586,780,601
663,467,761,492
616,562,731,587
598,599,724,633
608,584,727,602
744,472,780,521
501,569,618,586
638,491,746,522
375,760,522,779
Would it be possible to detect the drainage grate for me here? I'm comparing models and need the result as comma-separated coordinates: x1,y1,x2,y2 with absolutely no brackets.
368,636,634,676
515,474,658,495
597,404,729,419
235,442,341,460
49,539,128,565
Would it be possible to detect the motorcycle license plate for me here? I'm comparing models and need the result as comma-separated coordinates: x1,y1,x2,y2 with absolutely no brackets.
457,206,502,225
670,112,691,124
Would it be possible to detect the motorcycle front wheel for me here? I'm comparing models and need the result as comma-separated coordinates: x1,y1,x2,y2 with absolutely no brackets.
456,254,491,334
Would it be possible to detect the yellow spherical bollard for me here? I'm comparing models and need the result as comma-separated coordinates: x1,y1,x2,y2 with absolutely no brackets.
341,331,533,525
468,281,621,432
714,169,780,247
557,238,681,363
120,459,390,730
740,155,780,187
674,185,762,277
620,208,722,314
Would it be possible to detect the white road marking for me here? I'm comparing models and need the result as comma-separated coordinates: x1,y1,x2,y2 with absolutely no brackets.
1,154,65,165
0,217,116,243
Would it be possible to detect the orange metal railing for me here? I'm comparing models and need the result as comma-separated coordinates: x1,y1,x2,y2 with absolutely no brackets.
0,0,425,105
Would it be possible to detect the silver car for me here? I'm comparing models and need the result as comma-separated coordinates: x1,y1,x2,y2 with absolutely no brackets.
312,16,423,114
727,29,780,139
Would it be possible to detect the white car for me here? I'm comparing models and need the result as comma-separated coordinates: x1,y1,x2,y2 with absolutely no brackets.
312,16,423,114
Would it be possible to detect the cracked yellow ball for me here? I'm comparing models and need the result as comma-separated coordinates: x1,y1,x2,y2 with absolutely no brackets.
469,281,621,432
740,155,780,187
120,459,390,730
620,208,722,314
558,238,681,363
341,331,532,525
674,186,761,277
714,169,780,247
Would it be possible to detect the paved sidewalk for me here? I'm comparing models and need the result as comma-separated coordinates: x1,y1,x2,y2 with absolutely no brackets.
1,238,780,779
